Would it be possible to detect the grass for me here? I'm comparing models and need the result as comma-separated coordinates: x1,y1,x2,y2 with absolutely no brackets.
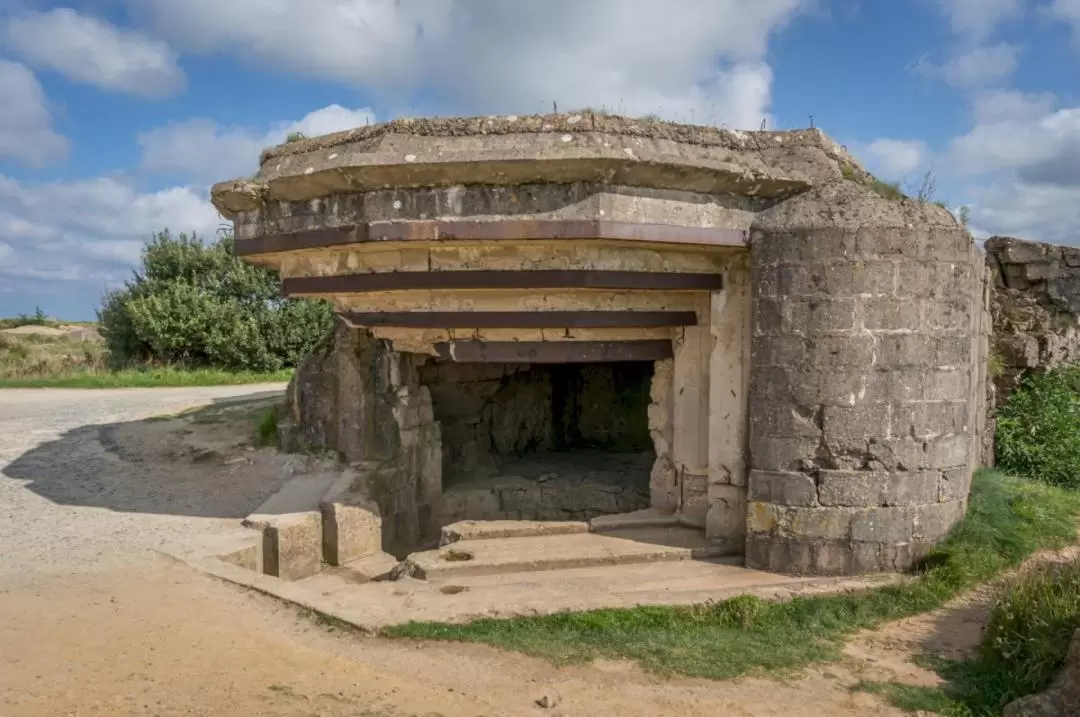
0,366,293,388
1,328,292,388
852,681,959,714
386,471,1080,683
253,408,279,447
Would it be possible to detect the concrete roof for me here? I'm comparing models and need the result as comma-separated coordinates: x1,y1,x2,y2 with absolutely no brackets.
211,112,872,219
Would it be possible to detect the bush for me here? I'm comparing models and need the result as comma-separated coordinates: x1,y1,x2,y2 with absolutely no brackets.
996,365,1080,489
98,230,333,372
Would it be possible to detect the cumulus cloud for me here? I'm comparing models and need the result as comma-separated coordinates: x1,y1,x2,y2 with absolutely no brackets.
916,43,1019,88
950,91,1080,183
863,138,930,178
3,8,185,98
126,0,808,127
936,0,1025,40
137,104,377,183
0,60,68,167
1049,0,1080,39
0,175,221,284
943,89,1080,244
966,180,1080,245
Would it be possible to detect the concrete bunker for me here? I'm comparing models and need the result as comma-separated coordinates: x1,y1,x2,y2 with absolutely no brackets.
212,112,988,580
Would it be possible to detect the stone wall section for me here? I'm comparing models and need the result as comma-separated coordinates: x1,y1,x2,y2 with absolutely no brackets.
745,182,985,576
279,319,442,557
986,236,1080,402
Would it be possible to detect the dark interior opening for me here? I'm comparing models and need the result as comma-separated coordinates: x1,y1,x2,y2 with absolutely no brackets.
419,360,655,523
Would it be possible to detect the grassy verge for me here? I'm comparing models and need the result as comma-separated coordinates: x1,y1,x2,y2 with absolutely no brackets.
0,366,293,388
1,328,292,388
386,471,1080,682
863,558,1080,716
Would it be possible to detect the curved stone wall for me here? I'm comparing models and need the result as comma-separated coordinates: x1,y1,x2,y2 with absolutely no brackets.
745,182,989,575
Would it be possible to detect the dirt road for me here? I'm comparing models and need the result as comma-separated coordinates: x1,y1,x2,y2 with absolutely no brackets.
0,386,910,717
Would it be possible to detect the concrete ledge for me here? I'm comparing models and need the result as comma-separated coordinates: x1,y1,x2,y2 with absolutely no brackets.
180,551,904,632
403,527,730,580
439,519,589,546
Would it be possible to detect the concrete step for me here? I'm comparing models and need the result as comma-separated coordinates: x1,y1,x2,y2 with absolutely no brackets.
439,519,589,546
402,525,725,580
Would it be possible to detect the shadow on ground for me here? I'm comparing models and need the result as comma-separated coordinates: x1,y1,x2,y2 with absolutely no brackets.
3,393,290,519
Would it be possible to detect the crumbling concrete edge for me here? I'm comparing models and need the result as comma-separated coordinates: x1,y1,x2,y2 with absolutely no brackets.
179,552,381,634
170,547,909,634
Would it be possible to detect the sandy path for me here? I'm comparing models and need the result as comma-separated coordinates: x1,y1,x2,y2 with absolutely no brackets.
0,386,912,717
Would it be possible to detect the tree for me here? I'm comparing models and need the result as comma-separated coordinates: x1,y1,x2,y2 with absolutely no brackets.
98,229,333,372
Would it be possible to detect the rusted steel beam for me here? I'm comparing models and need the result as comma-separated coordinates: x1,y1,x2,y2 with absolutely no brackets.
341,310,697,328
234,226,361,255
283,270,722,295
235,219,748,255
433,340,674,363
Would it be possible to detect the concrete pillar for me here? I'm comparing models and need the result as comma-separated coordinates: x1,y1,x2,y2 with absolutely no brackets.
672,293,712,526
705,259,751,548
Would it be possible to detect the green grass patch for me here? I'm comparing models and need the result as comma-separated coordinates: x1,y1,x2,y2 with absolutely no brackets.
253,407,279,447
853,681,961,715
0,366,293,388
386,472,1080,682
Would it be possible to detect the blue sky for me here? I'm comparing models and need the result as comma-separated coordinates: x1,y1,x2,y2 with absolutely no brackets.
1,0,1079,320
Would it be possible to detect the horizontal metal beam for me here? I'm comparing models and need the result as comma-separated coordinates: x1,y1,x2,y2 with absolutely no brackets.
433,340,674,363
234,219,748,256
284,270,722,295
342,310,697,329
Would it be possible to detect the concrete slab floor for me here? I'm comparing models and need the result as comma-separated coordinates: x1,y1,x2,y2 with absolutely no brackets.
185,549,903,632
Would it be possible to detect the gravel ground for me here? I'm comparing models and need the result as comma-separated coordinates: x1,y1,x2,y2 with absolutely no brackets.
0,384,287,576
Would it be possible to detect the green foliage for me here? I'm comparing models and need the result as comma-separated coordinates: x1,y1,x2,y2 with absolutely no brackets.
386,472,1080,681
285,131,306,142
18,306,49,326
98,229,333,372
852,681,960,715
254,408,279,447
996,364,1080,488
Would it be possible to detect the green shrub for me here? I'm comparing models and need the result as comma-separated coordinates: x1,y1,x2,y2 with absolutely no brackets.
98,230,333,372
996,365,1080,488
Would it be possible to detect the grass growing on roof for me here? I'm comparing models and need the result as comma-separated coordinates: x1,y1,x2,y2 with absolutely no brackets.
386,471,1080,681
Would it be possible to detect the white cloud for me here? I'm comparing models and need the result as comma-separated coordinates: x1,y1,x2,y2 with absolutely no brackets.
1049,0,1080,38
864,138,930,178
127,0,808,127
138,104,376,183
3,8,185,98
943,89,1080,244
916,43,1019,88
0,60,68,167
0,175,221,283
936,0,1024,40
949,91,1080,182
966,180,1080,245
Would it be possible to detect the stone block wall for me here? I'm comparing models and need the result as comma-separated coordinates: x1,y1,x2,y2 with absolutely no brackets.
987,236,1080,398
279,319,442,557
744,182,987,576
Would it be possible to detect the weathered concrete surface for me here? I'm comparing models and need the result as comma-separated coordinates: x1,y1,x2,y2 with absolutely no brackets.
746,181,986,575
321,496,382,566
398,526,728,580
1003,628,1080,717
211,114,873,216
